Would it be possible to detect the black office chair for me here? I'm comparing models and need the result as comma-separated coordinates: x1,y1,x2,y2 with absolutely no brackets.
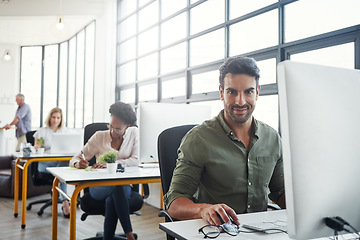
157,125,196,240
25,130,56,216
79,122,145,240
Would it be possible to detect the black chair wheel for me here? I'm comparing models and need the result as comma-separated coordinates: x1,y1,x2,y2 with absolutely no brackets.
37,210,43,216
14,213,18,218
21,224,26,229
26,205,31,210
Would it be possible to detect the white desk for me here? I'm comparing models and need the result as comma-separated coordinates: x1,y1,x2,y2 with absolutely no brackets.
47,166,162,240
160,210,358,240
12,152,73,229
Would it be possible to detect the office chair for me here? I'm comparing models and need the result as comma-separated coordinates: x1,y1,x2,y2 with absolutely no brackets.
25,130,55,216
79,122,145,240
157,125,196,240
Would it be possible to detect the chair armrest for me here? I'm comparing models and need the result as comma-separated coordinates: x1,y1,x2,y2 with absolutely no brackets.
158,209,174,222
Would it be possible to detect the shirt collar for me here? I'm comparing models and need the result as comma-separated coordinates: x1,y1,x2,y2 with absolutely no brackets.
217,110,259,140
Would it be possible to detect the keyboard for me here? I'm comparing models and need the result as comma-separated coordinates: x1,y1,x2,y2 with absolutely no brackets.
242,220,287,234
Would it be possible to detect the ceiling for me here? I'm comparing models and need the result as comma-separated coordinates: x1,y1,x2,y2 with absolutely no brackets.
0,0,107,46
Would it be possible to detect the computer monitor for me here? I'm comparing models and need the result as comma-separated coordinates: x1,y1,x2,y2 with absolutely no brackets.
277,61,360,239
50,133,83,154
137,102,211,163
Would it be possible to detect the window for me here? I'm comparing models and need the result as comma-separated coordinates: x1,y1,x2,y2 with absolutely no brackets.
120,88,136,104
190,0,224,35
253,95,278,131
42,45,58,123
161,12,186,47
118,61,136,85
161,0,187,19
116,0,360,132
160,43,186,74
192,70,219,94
285,0,360,42
162,77,186,99
20,22,96,128
138,53,158,80
257,58,277,85
138,26,158,56
229,0,277,20
58,42,68,125
138,1,158,32
190,29,224,67
20,47,42,129
290,43,354,69
138,83,157,102
229,10,278,55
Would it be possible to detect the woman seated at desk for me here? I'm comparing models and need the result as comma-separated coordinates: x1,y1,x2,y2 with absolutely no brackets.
33,107,70,218
70,101,138,240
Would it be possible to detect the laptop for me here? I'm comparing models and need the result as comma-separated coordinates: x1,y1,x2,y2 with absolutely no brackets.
50,133,83,154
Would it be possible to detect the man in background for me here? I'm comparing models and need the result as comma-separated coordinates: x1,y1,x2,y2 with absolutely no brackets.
4,93,32,152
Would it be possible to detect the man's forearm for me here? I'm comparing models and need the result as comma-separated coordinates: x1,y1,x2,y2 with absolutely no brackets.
167,197,241,226
167,197,209,220
10,117,19,126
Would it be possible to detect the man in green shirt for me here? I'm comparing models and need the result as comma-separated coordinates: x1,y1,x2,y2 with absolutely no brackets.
164,57,285,226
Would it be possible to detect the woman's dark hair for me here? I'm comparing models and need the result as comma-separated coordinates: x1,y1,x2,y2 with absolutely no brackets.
109,101,137,126
219,56,260,89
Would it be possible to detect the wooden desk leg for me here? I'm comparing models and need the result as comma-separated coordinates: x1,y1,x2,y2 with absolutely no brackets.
70,185,82,240
52,178,59,240
14,158,20,218
21,161,29,229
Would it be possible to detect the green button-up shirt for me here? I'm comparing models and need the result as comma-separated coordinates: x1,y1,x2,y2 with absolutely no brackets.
164,110,284,214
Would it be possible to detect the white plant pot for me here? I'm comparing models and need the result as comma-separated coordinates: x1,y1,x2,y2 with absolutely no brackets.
106,163,117,173
37,148,45,155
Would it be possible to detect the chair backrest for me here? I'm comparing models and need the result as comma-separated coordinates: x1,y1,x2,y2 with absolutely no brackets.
26,130,36,146
84,122,108,166
157,125,196,195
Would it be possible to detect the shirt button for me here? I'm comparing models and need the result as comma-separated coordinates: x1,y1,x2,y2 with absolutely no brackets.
248,205,251,208
248,182,252,186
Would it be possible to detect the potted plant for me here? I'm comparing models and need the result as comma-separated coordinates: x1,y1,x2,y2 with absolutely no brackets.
98,151,117,173
36,137,45,154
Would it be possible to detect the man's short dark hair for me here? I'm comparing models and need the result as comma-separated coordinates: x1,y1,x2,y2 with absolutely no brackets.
219,57,260,89
109,101,137,126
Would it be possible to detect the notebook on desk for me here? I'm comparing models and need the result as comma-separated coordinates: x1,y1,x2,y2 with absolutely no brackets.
50,133,83,154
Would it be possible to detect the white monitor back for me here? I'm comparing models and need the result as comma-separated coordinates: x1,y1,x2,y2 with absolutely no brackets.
50,133,83,155
137,102,212,162
277,61,360,239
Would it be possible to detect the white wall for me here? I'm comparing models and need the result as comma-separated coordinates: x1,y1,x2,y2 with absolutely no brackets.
0,44,19,122
93,0,117,123
0,44,20,154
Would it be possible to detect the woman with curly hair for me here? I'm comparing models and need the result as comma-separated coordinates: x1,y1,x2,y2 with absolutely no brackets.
70,101,138,240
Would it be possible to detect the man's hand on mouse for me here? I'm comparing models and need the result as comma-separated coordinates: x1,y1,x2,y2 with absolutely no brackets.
199,203,240,226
